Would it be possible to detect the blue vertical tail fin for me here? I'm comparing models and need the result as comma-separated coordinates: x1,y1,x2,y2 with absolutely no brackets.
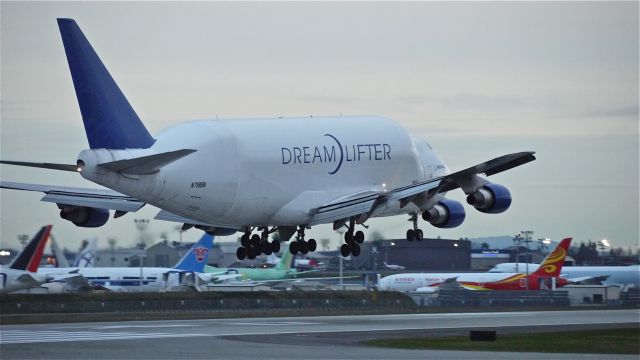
57,18,154,149
173,234,214,272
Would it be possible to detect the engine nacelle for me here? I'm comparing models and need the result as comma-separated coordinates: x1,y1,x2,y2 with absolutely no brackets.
421,199,466,228
58,204,109,227
466,183,512,214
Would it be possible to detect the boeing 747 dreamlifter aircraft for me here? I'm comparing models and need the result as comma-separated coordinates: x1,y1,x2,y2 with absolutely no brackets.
1,19,535,260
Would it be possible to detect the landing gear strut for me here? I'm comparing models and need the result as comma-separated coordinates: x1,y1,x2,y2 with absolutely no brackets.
406,212,424,242
340,218,365,257
236,227,280,260
289,226,317,255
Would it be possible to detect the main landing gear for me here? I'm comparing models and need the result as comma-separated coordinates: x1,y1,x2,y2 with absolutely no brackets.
236,227,281,260
340,218,365,257
288,226,317,255
406,212,424,242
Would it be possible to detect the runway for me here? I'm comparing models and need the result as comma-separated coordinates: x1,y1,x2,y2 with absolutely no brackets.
1,309,638,359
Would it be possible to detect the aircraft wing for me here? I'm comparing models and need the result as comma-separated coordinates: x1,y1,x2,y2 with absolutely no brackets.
566,275,610,285
16,272,47,286
308,191,382,226
308,151,535,225
0,181,145,212
57,273,94,292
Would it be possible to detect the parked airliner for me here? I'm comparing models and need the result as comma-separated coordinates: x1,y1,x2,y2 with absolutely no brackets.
0,19,535,261
378,238,573,292
489,263,640,290
0,226,53,293
40,233,215,292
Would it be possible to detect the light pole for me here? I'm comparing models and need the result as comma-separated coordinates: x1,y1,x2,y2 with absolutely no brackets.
108,238,116,267
17,234,29,250
513,232,523,273
336,228,345,289
134,219,149,292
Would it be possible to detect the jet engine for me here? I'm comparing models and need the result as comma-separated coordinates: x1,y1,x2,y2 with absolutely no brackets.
421,199,466,228
58,204,109,227
466,183,512,214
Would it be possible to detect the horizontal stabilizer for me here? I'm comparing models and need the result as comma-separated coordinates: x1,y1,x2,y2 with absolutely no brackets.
98,149,196,175
0,160,78,172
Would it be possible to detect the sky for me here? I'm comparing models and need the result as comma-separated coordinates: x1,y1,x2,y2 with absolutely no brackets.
1,2,638,252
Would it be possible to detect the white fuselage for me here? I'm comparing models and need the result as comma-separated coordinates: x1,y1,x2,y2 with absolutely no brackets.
378,272,521,292
39,267,186,292
489,264,640,289
0,267,50,294
78,115,449,228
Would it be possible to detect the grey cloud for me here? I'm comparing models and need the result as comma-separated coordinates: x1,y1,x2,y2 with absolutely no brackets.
441,93,558,111
583,106,639,119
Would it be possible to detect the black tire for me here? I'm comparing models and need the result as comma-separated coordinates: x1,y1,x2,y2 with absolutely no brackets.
250,234,261,248
355,231,365,244
406,229,415,242
308,238,317,252
416,229,424,241
289,241,298,255
351,243,361,257
240,234,249,247
271,240,281,253
340,244,351,257
345,232,354,245
236,246,246,260
247,247,256,260
262,242,272,255
299,241,309,255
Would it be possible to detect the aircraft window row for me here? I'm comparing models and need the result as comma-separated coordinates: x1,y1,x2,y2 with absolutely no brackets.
86,276,109,280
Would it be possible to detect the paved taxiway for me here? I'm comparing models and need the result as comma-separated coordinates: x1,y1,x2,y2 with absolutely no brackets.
1,309,638,359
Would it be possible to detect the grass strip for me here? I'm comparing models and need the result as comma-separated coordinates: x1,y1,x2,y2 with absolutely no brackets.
363,328,640,354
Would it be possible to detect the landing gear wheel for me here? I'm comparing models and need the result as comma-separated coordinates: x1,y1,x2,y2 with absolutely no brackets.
406,229,415,242
354,231,365,244
289,241,299,255
250,234,261,248
340,244,351,257
416,229,424,241
236,247,246,260
246,247,257,260
261,242,272,255
308,238,317,252
299,241,309,255
345,232,355,245
240,234,249,247
351,243,361,257
271,240,281,253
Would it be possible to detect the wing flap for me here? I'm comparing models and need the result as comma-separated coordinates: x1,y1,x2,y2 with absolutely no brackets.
1,181,145,212
308,192,381,226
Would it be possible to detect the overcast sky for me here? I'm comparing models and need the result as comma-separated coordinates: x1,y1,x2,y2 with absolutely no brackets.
1,2,638,252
